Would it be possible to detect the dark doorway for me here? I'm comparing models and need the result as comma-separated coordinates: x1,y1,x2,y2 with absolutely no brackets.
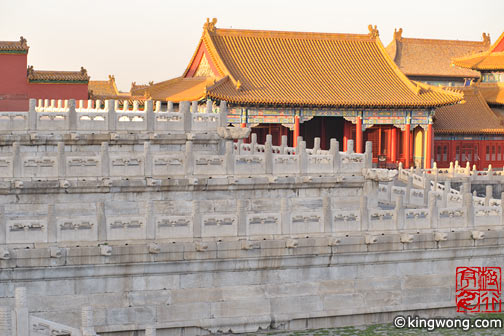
301,116,344,150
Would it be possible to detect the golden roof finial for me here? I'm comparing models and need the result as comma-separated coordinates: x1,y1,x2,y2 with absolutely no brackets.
204,18,218,32
393,28,403,41
108,74,115,81
368,25,379,39
482,32,491,46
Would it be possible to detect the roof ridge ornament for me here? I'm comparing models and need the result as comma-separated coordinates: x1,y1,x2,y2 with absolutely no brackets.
80,67,87,76
204,18,218,32
19,36,27,47
393,28,403,41
368,25,379,39
482,32,491,46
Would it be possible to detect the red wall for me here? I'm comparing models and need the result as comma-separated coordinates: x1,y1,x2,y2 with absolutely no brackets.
28,83,88,101
0,53,29,111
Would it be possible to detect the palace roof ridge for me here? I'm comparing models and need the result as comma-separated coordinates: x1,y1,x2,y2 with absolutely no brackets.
0,36,29,53
27,66,90,83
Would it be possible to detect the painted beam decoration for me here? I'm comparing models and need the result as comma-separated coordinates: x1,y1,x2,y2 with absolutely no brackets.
228,107,432,128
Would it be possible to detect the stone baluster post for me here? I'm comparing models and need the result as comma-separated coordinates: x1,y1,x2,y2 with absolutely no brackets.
236,139,243,155
323,196,333,232
14,287,28,336
180,101,191,133
265,134,273,174
68,99,77,131
205,99,213,114
57,142,66,178
394,197,404,231
297,140,307,175
295,136,303,154
250,133,257,154
184,141,194,176
0,306,12,336
225,141,234,175
360,195,369,232
107,99,116,131
100,142,110,177
485,185,493,206
329,139,340,173
281,198,291,235
280,135,288,154
346,139,354,154
428,191,439,229
405,175,412,205
28,98,37,130
219,101,228,127
441,181,450,208
462,178,471,195
463,192,474,228
145,100,155,132
167,101,174,112
423,173,432,206
12,142,21,178
191,101,198,113
313,137,321,154
364,141,373,169
144,142,152,177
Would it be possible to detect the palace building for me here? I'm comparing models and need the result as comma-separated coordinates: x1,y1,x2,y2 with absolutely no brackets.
0,37,89,111
136,19,462,168
386,30,504,170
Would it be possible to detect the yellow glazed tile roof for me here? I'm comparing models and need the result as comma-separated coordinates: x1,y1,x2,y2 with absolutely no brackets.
139,77,212,102
434,86,504,134
478,83,504,105
192,20,462,108
89,75,119,98
386,29,488,78
453,32,504,71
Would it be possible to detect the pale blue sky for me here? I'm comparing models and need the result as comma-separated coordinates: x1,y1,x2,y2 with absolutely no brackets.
1,0,502,91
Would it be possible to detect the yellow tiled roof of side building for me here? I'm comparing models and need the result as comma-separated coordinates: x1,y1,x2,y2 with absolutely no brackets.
196,20,462,108
453,32,504,71
386,28,488,78
434,86,504,134
138,77,213,102
89,75,119,97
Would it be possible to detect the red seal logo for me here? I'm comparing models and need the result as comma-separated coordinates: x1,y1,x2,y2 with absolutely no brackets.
456,267,501,313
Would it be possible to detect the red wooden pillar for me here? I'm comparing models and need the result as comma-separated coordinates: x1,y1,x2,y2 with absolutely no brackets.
356,116,363,154
403,124,411,168
391,127,397,163
293,115,300,147
425,123,433,169
343,121,348,152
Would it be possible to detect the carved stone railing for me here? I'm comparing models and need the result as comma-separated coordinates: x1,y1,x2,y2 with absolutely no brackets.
0,98,227,134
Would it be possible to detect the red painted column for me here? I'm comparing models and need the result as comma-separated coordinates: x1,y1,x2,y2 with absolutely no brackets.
404,124,411,168
343,121,348,152
356,116,363,154
391,127,397,163
293,115,300,147
425,123,433,169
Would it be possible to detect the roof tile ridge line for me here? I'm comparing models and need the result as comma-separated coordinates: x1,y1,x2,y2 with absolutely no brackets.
204,28,239,88
213,27,372,39
205,76,230,92
490,32,504,52
400,37,488,45
451,50,491,69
